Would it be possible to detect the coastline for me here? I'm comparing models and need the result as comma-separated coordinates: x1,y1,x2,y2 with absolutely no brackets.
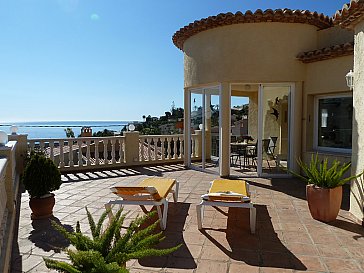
0,121,130,139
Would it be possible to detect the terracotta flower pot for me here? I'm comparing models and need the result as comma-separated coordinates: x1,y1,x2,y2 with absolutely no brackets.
29,194,55,220
306,184,342,222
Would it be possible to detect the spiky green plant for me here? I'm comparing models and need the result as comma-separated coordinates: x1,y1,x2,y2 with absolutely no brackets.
44,207,181,273
291,154,362,188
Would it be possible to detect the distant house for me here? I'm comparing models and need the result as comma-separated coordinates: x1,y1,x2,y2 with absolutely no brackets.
231,118,248,137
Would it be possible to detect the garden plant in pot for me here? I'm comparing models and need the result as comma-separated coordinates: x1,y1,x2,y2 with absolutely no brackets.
23,152,62,219
293,154,362,222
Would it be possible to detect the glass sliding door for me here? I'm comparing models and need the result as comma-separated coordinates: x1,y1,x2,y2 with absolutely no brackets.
229,83,259,176
189,86,220,172
190,91,204,169
206,87,220,168
257,84,292,176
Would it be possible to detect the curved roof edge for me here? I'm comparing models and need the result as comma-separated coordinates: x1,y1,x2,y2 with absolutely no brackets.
334,0,364,29
296,42,354,63
172,9,332,51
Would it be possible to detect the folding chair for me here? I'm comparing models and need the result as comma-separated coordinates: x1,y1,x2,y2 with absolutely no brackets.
196,179,256,234
105,178,179,230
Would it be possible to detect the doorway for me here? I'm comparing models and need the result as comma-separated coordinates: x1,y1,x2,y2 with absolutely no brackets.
188,86,220,173
229,83,294,177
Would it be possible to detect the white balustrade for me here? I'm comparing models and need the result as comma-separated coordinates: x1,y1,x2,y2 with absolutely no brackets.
27,134,186,172
191,134,197,158
28,136,127,172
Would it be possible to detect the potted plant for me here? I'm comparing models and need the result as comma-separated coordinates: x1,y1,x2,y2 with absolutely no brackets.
22,153,62,219
293,154,362,222
44,207,181,272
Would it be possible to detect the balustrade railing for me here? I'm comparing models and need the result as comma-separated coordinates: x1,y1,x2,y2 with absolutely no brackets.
139,134,184,162
28,136,126,171
27,133,198,172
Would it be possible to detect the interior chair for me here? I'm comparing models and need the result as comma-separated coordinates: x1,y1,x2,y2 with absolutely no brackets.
262,138,272,170
245,142,258,168
196,179,256,234
230,144,245,168
105,177,179,230
268,136,278,155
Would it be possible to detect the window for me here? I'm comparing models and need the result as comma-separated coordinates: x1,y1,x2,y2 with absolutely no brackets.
315,95,353,152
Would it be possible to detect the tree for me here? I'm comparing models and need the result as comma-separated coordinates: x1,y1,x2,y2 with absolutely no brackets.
145,115,152,123
93,129,115,137
64,128,75,138
171,107,183,119
165,112,172,119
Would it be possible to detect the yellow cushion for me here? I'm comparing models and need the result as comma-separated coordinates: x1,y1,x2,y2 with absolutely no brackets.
138,178,176,199
208,179,249,202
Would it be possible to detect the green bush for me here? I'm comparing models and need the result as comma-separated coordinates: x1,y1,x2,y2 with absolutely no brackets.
22,153,62,198
44,208,180,273
292,154,362,188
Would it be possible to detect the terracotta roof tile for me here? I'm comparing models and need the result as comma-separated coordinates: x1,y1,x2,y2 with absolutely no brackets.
334,0,364,28
173,9,332,51
296,42,354,63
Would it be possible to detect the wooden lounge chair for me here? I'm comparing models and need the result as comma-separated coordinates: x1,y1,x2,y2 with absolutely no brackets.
105,178,179,230
196,179,256,234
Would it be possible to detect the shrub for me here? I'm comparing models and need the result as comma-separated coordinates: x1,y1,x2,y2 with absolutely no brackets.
22,153,62,198
44,207,181,273
292,154,362,188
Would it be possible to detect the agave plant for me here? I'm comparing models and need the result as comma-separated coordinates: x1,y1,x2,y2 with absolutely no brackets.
44,207,180,273
292,154,362,188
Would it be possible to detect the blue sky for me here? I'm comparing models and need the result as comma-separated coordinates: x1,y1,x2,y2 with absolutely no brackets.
0,0,348,122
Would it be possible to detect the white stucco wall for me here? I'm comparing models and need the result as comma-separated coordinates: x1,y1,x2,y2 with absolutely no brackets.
351,20,364,223
183,22,318,87
317,26,354,48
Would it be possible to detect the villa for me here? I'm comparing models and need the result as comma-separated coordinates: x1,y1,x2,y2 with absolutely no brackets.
173,1,364,225
0,1,364,272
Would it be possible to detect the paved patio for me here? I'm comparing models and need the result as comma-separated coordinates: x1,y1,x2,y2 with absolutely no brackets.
11,164,364,273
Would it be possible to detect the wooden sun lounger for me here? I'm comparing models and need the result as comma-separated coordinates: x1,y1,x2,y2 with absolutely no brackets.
196,179,256,234
105,178,179,230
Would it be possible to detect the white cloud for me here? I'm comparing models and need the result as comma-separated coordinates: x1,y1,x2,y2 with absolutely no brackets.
90,13,100,21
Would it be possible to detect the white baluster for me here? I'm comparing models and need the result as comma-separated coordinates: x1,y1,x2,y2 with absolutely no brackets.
173,137,177,159
153,137,157,161
167,137,171,160
28,140,35,153
103,139,108,165
59,140,65,168
161,138,165,160
39,141,45,155
86,139,91,166
192,138,195,158
111,138,116,164
120,138,125,163
180,137,184,159
69,140,74,167
49,141,55,161
147,137,151,161
139,139,144,162
95,139,99,165
78,140,83,166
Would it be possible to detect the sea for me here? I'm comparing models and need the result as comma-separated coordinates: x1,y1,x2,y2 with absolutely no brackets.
0,121,130,139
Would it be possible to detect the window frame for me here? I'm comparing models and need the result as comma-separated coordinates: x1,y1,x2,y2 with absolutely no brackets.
313,93,353,154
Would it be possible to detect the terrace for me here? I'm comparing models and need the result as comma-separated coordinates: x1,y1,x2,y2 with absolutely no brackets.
1,135,364,273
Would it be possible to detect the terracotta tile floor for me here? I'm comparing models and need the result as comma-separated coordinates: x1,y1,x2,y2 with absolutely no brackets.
11,164,364,273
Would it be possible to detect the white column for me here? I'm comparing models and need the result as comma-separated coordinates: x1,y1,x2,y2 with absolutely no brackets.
184,88,191,167
219,83,231,177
